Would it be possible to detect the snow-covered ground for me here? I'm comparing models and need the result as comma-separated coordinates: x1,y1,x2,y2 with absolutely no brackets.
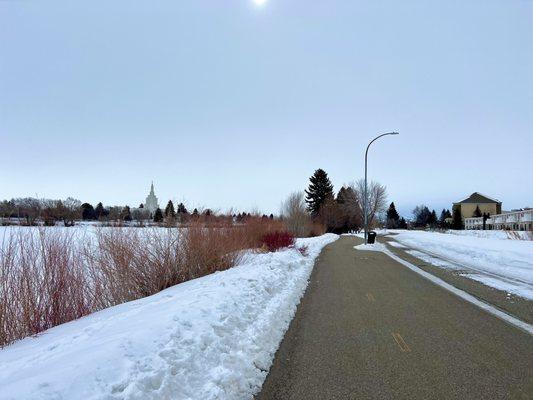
444,229,532,241
0,234,338,400
386,230,533,299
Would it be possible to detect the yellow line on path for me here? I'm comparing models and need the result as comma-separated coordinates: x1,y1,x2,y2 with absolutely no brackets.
392,332,411,353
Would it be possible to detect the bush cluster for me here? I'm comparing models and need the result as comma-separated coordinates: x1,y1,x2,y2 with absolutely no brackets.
0,218,289,347
260,231,296,252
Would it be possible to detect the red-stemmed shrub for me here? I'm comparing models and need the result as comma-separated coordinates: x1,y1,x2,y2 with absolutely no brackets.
0,218,292,347
260,231,295,252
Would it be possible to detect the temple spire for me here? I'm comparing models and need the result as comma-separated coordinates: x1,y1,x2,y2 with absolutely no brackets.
145,181,159,214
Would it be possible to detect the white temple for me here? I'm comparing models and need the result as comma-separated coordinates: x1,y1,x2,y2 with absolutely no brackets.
144,182,159,214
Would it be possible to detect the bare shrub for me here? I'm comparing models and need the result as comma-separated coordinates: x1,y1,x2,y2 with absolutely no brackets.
0,228,94,347
281,192,312,237
1,218,287,347
310,221,327,236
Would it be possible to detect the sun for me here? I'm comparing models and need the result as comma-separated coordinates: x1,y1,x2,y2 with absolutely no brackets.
253,0,267,6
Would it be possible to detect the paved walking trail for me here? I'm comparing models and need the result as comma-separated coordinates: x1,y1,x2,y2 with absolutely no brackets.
256,236,533,400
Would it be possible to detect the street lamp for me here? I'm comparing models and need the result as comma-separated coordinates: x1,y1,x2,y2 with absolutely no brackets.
364,132,399,244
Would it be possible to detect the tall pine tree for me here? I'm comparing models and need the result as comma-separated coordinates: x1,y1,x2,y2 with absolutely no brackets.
177,203,188,215
428,209,438,227
153,208,164,223
95,202,105,220
305,169,334,217
386,202,400,228
439,209,452,228
452,206,464,230
165,200,176,219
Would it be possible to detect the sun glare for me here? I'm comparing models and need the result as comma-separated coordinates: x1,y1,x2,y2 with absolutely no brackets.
253,0,267,6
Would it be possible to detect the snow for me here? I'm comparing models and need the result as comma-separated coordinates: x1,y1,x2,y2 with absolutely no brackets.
404,250,459,270
0,234,338,400
389,230,533,299
387,241,406,249
354,242,387,252
444,229,532,241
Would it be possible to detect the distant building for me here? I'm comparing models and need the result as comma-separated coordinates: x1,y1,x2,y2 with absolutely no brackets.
144,182,159,215
466,209,533,231
453,192,502,221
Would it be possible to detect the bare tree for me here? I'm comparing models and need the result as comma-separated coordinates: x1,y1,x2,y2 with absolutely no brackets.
351,180,387,229
0,200,16,223
281,191,312,237
62,198,82,226
41,199,60,226
13,197,41,225
132,207,151,226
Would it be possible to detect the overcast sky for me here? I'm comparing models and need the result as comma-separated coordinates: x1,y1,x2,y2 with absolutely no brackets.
1,0,531,217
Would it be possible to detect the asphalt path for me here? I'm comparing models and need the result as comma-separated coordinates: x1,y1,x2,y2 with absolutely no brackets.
256,236,533,400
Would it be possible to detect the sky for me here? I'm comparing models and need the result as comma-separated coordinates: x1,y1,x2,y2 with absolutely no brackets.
1,0,532,217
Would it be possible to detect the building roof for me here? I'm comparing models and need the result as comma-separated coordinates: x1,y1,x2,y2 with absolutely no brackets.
454,192,501,205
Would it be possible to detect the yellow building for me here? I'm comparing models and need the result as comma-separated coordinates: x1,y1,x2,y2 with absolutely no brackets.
453,192,502,220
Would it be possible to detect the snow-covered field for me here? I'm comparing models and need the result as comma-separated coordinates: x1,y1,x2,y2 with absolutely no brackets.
0,225,180,247
0,234,338,400
445,229,532,241
387,230,533,299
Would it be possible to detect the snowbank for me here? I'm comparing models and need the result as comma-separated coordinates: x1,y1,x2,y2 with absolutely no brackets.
391,231,533,299
354,242,387,252
445,229,532,241
0,234,338,400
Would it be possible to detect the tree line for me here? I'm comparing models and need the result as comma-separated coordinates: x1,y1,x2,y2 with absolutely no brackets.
0,197,235,226
282,168,389,235
407,205,463,229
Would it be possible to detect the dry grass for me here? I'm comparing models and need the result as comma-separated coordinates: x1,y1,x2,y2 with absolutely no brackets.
0,218,288,347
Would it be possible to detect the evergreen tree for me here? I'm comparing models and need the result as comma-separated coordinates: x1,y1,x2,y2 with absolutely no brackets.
165,200,176,219
177,203,188,215
95,202,105,219
81,203,96,220
386,202,400,228
305,169,334,216
398,217,408,229
336,187,348,205
439,209,447,225
413,205,431,227
428,209,438,227
269,213,274,220
439,209,452,228
473,205,482,218
122,205,132,222
335,186,360,233
452,206,464,230
192,208,199,217
153,208,164,223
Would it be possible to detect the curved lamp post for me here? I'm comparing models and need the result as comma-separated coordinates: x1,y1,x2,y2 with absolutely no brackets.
364,132,399,244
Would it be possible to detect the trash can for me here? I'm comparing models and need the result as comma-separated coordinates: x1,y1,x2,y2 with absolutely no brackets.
367,231,377,244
